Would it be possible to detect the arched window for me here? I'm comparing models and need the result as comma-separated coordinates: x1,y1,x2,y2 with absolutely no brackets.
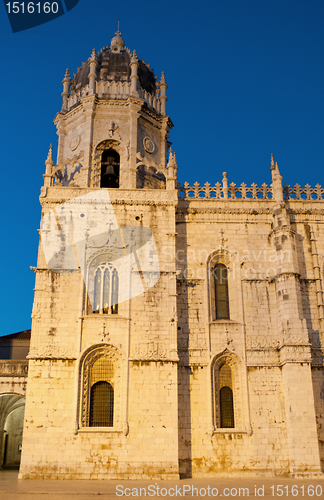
91,263,118,315
79,346,123,430
100,149,120,188
210,263,230,320
219,364,235,428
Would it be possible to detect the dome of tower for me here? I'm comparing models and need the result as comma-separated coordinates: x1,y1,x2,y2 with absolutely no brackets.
70,32,157,96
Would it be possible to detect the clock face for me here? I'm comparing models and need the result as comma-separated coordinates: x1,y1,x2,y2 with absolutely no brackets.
143,136,155,154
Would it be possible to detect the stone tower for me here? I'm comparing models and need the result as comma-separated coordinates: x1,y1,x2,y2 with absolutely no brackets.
19,31,180,479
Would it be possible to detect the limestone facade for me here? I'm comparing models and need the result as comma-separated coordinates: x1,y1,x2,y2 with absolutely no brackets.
16,32,324,479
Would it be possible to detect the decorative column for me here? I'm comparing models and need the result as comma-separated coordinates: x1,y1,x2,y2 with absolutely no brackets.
61,69,70,112
270,154,321,476
43,144,54,187
159,72,167,116
130,50,139,96
88,49,98,94
222,172,228,199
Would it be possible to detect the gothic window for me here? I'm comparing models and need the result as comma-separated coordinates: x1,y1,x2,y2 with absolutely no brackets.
210,262,230,320
90,263,118,315
100,149,120,188
212,353,249,433
79,347,122,429
219,364,235,428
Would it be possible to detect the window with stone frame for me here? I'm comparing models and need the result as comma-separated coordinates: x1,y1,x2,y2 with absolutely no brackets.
210,261,230,320
212,353,245,431
79,346,122,429
87,260,119,315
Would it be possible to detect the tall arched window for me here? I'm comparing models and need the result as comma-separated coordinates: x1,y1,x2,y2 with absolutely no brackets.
100,149,120,188
91,263,118,315
79,346,123,430
210,263,230,320
219,364,235,428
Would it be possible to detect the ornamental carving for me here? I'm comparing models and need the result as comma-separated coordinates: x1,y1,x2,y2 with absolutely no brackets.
143,137,155,154
69,135,81,151
130,342,168,360
0,360,29,377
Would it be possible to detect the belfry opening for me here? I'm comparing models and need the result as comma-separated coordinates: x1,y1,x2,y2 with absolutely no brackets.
100,150,120,188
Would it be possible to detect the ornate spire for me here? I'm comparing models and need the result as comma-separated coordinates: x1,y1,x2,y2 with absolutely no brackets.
43,144,54,187
130,50,139,96
167,148,177,168
61,68,70,112
159,72,168,116
45,144,53,166
270,154,283,203
166,148,178,190
88,48,98,93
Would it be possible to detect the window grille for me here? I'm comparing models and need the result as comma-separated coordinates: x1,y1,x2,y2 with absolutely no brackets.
219,364,234,428
91,263,118,315
89,358,114,427
90,382,114,427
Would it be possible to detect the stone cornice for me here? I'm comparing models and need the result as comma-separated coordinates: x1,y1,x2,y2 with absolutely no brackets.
0,360,28,377
40,187,178,206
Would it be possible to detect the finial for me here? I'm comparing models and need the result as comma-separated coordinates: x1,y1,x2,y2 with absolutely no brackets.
111,29,125,52
167,148,177,168
64,68,70,79
131,50,138,63
270,153,275,170
91,48,96,60
44,144,54,180
46,144,53,163
118,19,120,32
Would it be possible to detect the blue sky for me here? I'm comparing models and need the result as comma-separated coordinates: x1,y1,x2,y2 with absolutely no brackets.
1,0,324,335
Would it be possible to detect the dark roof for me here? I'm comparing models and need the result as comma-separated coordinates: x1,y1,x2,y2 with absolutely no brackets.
0,329,31,342
70,48,157,96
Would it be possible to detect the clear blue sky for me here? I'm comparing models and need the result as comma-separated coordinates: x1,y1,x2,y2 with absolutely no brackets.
1,0,323,335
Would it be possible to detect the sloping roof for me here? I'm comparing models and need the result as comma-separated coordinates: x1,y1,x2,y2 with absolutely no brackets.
0,330,31,342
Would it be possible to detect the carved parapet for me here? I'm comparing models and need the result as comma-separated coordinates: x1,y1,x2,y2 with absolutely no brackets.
178,180,273,200
178,179,324,202
284,183,324,201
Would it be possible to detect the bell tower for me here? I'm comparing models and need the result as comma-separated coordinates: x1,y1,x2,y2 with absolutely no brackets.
52,31,172,191
20,32,180,480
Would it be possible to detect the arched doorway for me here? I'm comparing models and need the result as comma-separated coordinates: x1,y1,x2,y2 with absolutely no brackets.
0,394,25,469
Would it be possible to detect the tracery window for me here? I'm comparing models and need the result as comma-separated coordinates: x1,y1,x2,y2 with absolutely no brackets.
89,262,118,315
210,262,230,320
